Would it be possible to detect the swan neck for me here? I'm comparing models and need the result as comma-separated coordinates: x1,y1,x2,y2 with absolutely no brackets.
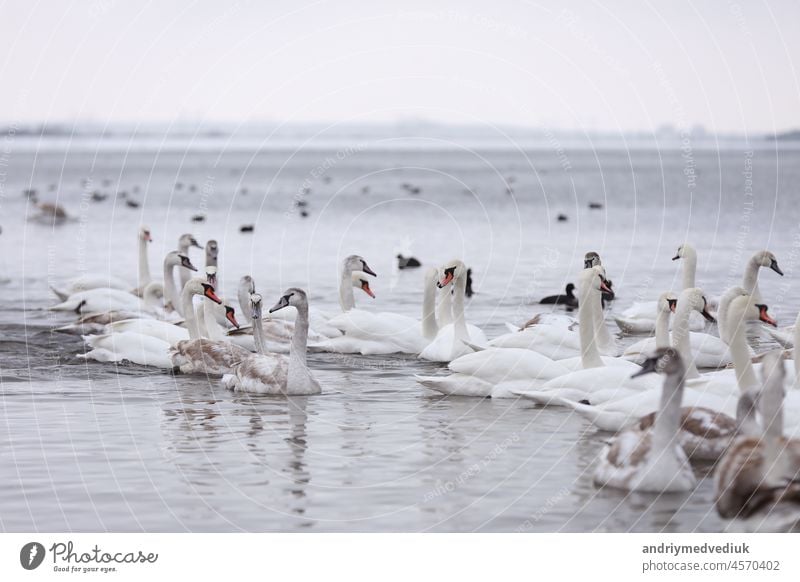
339,268,355,312
795,313,800,386
138,236,151,289
163,260,182,316
682,253,697,290
288,303,310,383
742,256,760,297
652,370,684,453
181,288,200,339
578,280,603,368
452,274,468,344
253,315,267,355
728,306,758,391
655,307,671,349
203,301,224,340
422,272,438,340
671,302,698,378
437,286,453,327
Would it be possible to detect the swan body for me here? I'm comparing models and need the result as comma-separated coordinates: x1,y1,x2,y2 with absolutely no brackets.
415,347,570,398
223,289,321,395
593,348,697,493
418,260,486,362
168,278,250,375
50,288,151,314
80,331,172,368
715,351,800,530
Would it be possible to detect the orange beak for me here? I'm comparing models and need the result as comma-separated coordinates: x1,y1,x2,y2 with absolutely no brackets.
361,281,375,298
226,310,240,329
600,279,612,295
439,272,454,287
145,233,153,242
759,306,777,327
204,287,222,304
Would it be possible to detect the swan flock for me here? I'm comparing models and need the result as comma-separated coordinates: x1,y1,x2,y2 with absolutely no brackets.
52,231,800,531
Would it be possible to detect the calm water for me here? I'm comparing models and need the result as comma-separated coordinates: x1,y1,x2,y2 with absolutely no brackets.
1,138,800,531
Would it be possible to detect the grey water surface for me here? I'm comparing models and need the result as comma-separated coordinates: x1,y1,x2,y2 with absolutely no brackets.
1,139,799,531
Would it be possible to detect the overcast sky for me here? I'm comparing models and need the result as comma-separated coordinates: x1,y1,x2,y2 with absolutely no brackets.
1,0,797,133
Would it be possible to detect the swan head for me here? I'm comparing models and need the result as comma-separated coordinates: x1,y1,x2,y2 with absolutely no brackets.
631,347,684,378
437,259,466,288
752,250,783,276
581,265,612,295
269,287,308,313
249,293,263,320
206,239,219,260
179,233,202,250
204,266,218,288
165,251,198,271
566,283,576,295
139,226,152,242
352,271,375,298
728,294,777,329
583,251,601,269
679,287,715,322
184,277,222,304
657,291,678,314
672,243,696,261
224,305,240,329
239,275,255,294
343,255,377,277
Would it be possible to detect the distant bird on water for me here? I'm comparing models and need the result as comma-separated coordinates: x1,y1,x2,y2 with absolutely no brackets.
539,283,578,308
397,254,421,270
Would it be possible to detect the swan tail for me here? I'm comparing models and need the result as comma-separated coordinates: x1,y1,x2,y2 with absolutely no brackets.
49,285,70,302
79,348,123,363
414,374,492,397
460,339,486,352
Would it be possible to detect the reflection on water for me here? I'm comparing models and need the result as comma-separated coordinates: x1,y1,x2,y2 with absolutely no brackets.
2,145,799,531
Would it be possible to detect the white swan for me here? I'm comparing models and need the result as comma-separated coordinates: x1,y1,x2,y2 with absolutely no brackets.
715,351,800,531
177,233,202,291
614,244,700,334
162,250,198,316
669,287,729,377
266,255,375,339
418,259,487,362
51,226,152,301
80,278,231,368
170,278,251,375
511,267,656,405
614,247,782,334
223,290,321,395
415,347,570,398
50,287,151,315
479,272,617,362
622,292,677,363
319,257,434,355
593,348,697,493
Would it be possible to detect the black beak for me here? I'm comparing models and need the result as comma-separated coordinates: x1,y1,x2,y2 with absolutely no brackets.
770,259,784,276
672,254,680,261
631,357,659,379
362,262,377,277
583,259,592,269
701,308,716,323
